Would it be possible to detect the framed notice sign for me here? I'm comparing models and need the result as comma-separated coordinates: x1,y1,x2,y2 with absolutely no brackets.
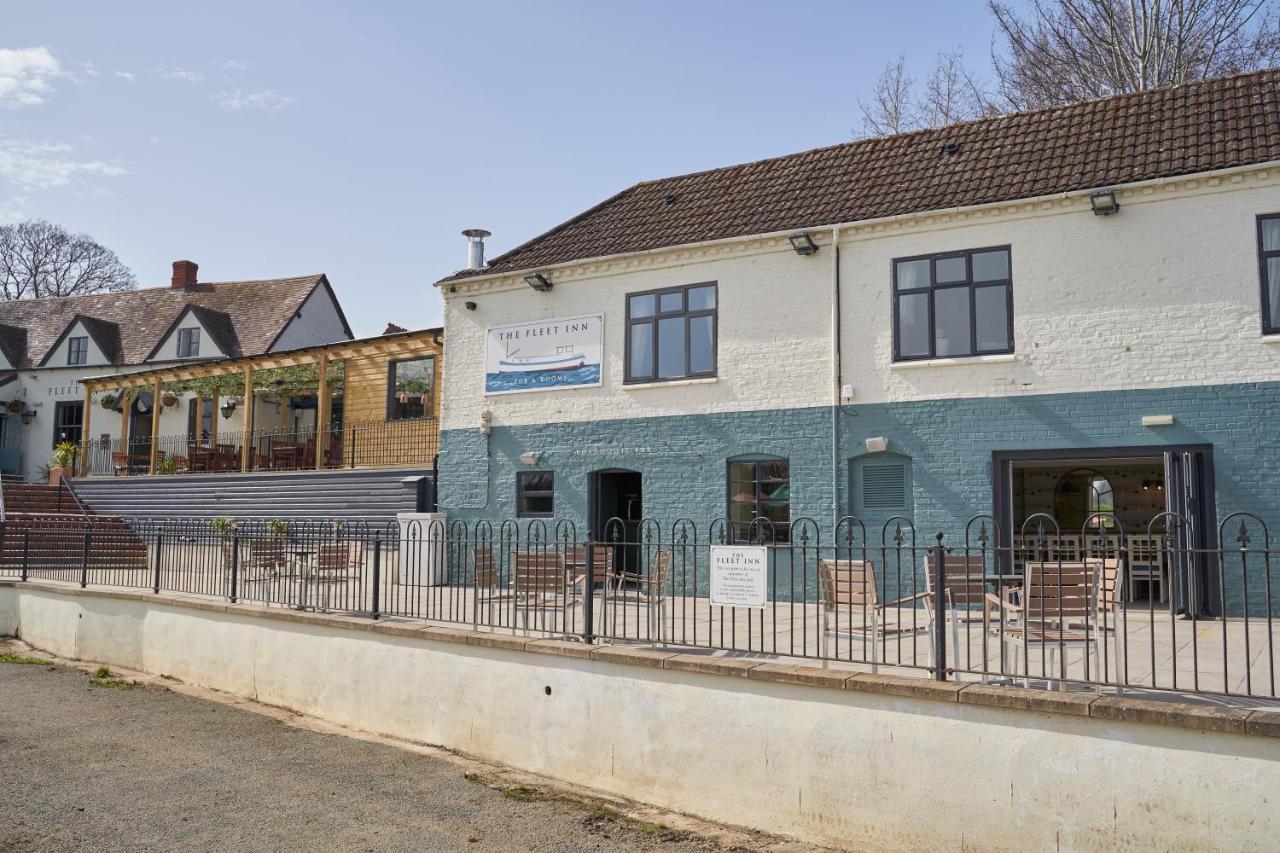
709,545,768,609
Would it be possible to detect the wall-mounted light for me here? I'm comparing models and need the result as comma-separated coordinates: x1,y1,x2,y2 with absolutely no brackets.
480,410,492,436
865,436,888,453
20,408,36,426
789,232,819,256
519,451,542,465
464,301,477,311
220,399,237,419
524,273,553,292
1090,188,1120,216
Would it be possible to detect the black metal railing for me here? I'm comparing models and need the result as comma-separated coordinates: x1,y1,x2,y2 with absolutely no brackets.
3,512,1277,702
76,418,439,477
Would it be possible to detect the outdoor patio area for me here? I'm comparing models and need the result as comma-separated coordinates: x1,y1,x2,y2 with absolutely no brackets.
10,536,1279,707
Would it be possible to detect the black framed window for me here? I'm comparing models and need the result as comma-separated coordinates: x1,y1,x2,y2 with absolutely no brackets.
387,356,435,420
727,456,790,543
625,282,717,383
177,328,201,358
53,401,83,448
1260,214,1280,334
517,471,554,518
893,247,1013,361
67,336,88,366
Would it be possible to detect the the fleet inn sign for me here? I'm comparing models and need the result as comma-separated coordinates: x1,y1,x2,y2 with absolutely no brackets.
709,545,769,609
484,314,604,395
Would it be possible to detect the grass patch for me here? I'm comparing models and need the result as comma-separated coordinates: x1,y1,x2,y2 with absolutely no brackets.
583,805,686,841
88,665,135,689
0,653,47,665
499,784,551,802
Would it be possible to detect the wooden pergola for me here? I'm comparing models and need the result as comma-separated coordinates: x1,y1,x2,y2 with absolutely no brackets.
79,328,442,475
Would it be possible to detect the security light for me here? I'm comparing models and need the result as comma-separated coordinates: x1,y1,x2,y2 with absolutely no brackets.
1090,188,1120,216
20,408,36,426
789,232,819,255
464,301,477,311
524,273,554,292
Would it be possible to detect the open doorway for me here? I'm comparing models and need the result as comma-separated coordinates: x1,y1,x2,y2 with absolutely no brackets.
588,469,642,577
993,446,1219,615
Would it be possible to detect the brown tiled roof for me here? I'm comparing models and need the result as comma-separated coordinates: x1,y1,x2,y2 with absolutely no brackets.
0,275,332,368
442,69,1280,283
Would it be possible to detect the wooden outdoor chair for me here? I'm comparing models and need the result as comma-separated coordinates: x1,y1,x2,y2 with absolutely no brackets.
924,553,991,673
564,545,615,588
312,542,350,611
987,560,1124,690
818,558,934,673
244,539,287,581
512,551,582,634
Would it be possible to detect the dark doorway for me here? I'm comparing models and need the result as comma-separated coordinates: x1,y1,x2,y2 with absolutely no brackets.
993,445,1219,616
128,393,154,461
588,469,642,576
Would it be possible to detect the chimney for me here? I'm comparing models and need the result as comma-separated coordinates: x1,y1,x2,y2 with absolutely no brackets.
462,229,491,270
171,259,198,289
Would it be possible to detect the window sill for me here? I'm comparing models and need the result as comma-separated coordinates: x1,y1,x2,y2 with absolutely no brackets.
1261,334,1280,345
890,353,1017,370
624,377,719,390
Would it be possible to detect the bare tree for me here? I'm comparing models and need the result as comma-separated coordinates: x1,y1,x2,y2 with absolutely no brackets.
858,51,993,137
858,56,918,137
0,220,137,300
920,49,997,127
990,0,1280,110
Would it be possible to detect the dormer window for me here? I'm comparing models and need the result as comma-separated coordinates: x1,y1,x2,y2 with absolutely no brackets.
67,336,88,366
177,328,201,359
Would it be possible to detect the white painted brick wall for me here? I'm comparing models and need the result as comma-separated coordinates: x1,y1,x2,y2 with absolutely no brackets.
442,168,1280,429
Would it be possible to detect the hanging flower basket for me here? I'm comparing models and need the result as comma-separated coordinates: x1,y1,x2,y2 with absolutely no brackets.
161,394,179,408
98,395,116,410
8,399,25,413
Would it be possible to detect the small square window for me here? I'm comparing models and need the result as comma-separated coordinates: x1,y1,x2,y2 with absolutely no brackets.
388,356,434,420
625,282,718,383
517,471,554,518
892,247,1013,361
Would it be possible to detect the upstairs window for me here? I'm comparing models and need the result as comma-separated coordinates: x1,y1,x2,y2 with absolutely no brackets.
893,247,1013,361
67,336,89,366
177,327,201,358
388,356,434,420
625,282,717,383
517,471,554,518
727,456,790,543
1261,214,1280,334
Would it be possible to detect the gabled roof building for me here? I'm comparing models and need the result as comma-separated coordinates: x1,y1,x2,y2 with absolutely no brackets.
0,260,352,482
435,69,1280,618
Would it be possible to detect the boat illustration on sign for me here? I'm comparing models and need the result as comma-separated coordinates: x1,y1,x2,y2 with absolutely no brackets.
498,344,586,373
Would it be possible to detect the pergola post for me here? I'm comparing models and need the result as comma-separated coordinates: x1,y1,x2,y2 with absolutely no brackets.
241,366,254,472
80,382,93,476
210,392,219,445
148,380,162,474
315,355,330,469
119,389,132,471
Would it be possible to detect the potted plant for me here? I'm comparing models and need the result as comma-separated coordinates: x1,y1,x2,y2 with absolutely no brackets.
7,399,22,414
212,516,237,573
99,394,117,410
48,440,79,486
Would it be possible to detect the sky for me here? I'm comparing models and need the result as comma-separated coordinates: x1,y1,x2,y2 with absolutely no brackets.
1,1,1006,336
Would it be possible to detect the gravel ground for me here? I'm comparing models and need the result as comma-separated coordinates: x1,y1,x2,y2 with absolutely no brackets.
0,657,768,853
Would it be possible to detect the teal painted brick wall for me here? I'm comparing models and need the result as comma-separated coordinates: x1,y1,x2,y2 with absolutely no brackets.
439,380,1280,611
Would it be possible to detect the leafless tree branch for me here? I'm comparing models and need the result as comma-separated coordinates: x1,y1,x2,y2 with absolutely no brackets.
0,220,137,301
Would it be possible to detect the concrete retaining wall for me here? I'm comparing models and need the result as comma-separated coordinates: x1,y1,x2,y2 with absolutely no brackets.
3,580,1279,851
